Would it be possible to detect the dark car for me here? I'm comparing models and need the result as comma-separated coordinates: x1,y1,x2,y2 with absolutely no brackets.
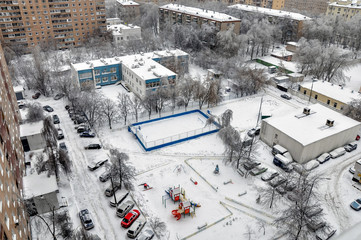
281,94,292,100
85,144,101,150
43,105,54,112
88,159,108,171
54,93,64,100
53,115,60,124
344,143,357,152
77,125,90,133
79,209,94,230
247,127,261,137
65,105,70,110
59,142,68,153
74,116,87,124
57,128,64,140
80,131,95,138
32,92,41,99
350,198,361,211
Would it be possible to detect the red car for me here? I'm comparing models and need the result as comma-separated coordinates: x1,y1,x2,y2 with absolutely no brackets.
121,209,140,228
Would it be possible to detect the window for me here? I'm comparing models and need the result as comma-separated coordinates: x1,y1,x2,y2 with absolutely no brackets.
102,77,108,82
94,70,100,75
314,94,318,99
334,102,337,108
95,78,101,83
110,67,116,73
79,72,92,79
111,75,117,80
327,99,330,105
303,90,307,94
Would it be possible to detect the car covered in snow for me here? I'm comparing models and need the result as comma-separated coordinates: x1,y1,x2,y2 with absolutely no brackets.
303,160,320,172
54,93,64,100
344,142,357,152
57,128,64,140
316,153,331,164
329,147,346,159
87,159,108,171
59,142,68,153
247,127,260,137
269,176,287,188
136,228,154,240
350,165,356,174
121,209,140,228
117,200,135,218
105,181,121,197
261,169,279,181
127,219,146,238
350,198,361,211
79,209,94,230
99,170,111,182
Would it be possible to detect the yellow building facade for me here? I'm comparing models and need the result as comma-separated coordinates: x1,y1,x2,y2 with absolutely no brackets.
327,0,361,20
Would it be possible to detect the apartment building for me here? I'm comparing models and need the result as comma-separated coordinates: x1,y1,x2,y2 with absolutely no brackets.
284,0,329,15
326,0,361,20
0,43,30,240
159,4,241,34
107,23,141,44
116,0,140,22
0,0,106,50
229,4,311,40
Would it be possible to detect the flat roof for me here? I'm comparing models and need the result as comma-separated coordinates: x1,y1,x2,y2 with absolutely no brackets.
20,121,43,137
300,80,361,104
229,4,311,21
107,23,140,31
71,49,188,71
160,4,241,22
116,0,139,6
329,0,361,9
271,49,293,57
257,55,299,73
263,104,361,146
23,173,58,198
13,85,24,92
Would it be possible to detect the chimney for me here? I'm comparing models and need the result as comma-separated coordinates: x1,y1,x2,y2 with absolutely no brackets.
303,107,310,115
326,119,334,127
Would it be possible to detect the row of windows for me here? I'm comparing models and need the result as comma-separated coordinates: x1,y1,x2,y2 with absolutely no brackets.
94,67,116,75
302,89,343,109
95,75,117,83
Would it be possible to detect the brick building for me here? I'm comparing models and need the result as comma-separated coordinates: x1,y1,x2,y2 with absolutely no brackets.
0,0,106,50
0,43,31,240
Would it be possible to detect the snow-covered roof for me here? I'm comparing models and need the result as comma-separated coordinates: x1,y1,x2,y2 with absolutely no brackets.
300,80,361,104
23,173,58,199
20,121,43,137
71,49,188,72
13,85,24,92
160,4,241,22
229,4,312,21
287,73,304,77
263,104,361,146
107,24,140,32
286,41,299,46
329,0,361,9
257,56,299,73
271,49,293,57
121,54,176,80
116,0,139,6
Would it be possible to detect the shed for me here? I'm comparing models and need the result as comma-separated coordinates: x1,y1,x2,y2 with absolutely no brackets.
23,173,59,215
260,104,361,163
20,121,46,152
273,76,289,84
13,85,25,100
287,73,304,82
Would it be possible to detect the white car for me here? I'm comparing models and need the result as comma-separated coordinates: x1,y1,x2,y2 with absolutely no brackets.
303,160,320,172
316,153,331,164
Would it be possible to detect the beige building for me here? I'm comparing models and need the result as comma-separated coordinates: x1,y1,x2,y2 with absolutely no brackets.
243,0,285,9
299,80,361,111
159,4,241,34
326,0,361,20
0,0,106,50
117,0,141,22
0,43,31,240
284,0,329,15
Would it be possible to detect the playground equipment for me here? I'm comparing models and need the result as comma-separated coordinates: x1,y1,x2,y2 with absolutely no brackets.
171,201,195,221
238,191,247,197
190,177,198,185
163,185,185,208
223,179,233,185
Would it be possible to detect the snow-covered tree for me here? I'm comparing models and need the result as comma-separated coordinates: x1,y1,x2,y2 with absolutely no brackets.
100,97,117,129
117,93,131,125
109,149,136,191
26,102,45,123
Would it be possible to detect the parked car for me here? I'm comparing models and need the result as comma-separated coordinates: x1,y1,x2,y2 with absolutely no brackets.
269,176,287,188
136,228,154,240
17,101,27,109
54,93,64,100
105,181,121,197
53,115,60,124
127,220,146,239
99,170,111,182
350,198,361,211
32,92,41,99
116,200,135,218
261,169,279,182
80,131,95,138
57,128,64,140
243,161,261,171
247,127,261,137
121,209,140,228
43,105,54,112
77,124,90,133
281,94,292,100
303,160,320,172
344,142,358,152
316,153,331,164
85,144,101,150
110,192,129,207
329,147,346,159
59,142,68,153
273,154,293,172
65,105,70,110
350,165,356,174
79,209,94,230
275,185,287,195
249,165,268,176
74,116,87,124
87,159,108,171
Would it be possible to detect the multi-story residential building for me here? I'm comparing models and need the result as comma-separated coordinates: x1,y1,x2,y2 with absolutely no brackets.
326,0,361,20
0,0,106,50
284,0,329,15
229,4,311,40
0,43,31,240
71,49,189,98
159,4,241,34
116,0,140,22
107,23,141,45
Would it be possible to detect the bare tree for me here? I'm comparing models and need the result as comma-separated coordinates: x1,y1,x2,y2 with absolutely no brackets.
100,98,117,129
343,99,361,122
117,93,131,125
149,217,168,239
26,102,45,123
109,149,136,191
76,91,103,128
218,126,241,163
130,95,142,123
142,93,155,120
73,228,101,240
154,82,170,117
41,117,59,178
178,75,194,111
206,78,223,108
193,79,208,110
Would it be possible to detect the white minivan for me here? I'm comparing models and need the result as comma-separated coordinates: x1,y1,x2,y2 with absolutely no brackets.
127,220,146,238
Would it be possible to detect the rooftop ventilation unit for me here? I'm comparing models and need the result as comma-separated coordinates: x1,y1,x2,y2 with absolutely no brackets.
303,107,310,115
326,119,334,127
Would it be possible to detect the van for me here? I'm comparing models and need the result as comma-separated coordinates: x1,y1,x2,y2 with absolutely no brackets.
329,147,346,159
99,171,111,182
272,145,288,156
273,154,293,172
117,200,134,218
127,220,146,238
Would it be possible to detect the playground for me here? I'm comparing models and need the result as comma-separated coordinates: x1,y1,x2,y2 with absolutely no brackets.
135,158,277,239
